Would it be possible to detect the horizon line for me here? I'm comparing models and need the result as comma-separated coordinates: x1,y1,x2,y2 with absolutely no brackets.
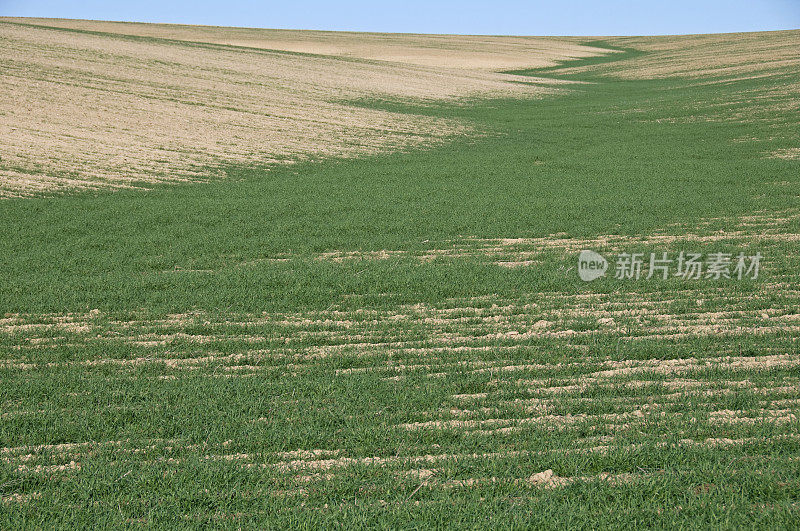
2,16,799,38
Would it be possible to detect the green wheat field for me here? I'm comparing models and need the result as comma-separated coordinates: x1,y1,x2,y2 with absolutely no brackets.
1,19,799,528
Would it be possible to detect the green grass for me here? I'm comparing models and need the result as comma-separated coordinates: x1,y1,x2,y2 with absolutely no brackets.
1,68,797,313
1,40,799,528
504,40,647,77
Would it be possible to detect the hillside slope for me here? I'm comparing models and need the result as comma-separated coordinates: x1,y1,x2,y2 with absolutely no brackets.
0,18,604,198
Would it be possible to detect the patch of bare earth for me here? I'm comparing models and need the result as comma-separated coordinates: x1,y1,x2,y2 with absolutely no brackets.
771,148,800,160
0,18,606,198
563,30,800,81
266,208,800,267
1,18,611,71
3,274,800,370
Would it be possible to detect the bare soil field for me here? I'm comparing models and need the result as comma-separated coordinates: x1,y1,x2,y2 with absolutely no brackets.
0,18,603,198
0,17,608,70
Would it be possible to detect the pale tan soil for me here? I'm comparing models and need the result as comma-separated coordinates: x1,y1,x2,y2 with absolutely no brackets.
439,470,640,489
771,148,800,160
563,30,800,81
7,434,797,471
4,434,798,500
4,287,797,473
16,461,81,474
3,273,800,370
4,21,796,198
0,18,597,198
3,289,799,452
1,492,41,504
262,208,800,265
248,435,800,472
0,18,609,71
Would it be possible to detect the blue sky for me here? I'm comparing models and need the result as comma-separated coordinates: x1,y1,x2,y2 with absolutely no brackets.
1,0,798,35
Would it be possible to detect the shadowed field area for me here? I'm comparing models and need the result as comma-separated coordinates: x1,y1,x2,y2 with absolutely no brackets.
1,19,799,527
